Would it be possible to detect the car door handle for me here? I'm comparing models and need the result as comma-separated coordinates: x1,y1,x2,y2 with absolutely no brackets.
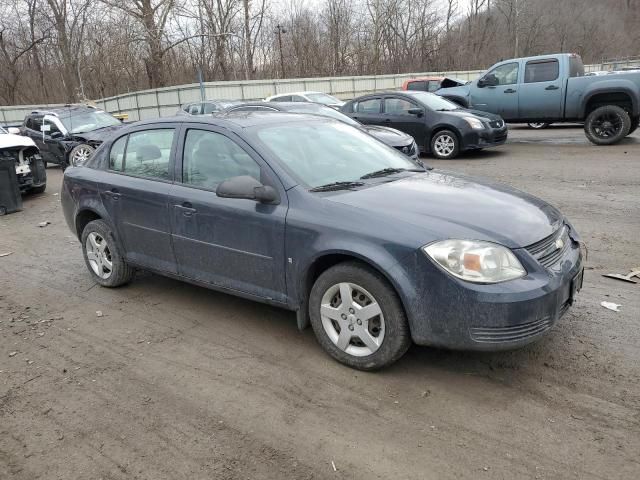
504,88,516,93
174,203,196,216
545,85,559,90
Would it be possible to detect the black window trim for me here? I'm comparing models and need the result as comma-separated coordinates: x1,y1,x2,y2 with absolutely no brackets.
524,58,560,84
106,126,178,184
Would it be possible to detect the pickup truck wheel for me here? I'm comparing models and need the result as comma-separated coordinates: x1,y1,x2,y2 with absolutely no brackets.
527,122,550,129
584,105,631,145
430,130,460,159
628,116,639,135
309,261,411,370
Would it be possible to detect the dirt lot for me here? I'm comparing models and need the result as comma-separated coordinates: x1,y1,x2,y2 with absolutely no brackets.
1,125,639,479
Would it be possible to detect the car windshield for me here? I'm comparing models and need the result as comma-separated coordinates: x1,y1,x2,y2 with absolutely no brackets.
304,93,342,105
59,110,121,134
286,104,360,126
405,92,460,111
254,121,419,188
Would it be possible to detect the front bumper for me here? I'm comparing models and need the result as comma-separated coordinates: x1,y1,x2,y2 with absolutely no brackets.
394,234,583,351
461,126,508,150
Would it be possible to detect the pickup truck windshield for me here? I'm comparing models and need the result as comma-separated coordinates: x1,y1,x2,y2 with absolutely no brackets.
405,92,460,111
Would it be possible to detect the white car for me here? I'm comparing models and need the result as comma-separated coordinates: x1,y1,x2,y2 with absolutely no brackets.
0,126,46,194
265,91,345,109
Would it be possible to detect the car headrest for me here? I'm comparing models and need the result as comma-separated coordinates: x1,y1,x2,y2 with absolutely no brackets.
136,144,162,162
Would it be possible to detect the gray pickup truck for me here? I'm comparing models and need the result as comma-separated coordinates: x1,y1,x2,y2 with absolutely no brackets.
437,53,640,145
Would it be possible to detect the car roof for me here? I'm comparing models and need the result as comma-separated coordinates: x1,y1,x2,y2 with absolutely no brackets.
131,112,333,129
405,77,445,82
30,104,99,117
270,91,329,97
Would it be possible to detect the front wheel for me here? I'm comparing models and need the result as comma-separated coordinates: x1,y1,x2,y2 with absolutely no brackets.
81,219,134,287
309,262,411,370
584,105,631,145
68,144,95,167
527,122,550,129
430,130,460,159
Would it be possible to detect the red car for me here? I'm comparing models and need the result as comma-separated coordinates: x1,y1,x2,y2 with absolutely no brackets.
401,76,467,92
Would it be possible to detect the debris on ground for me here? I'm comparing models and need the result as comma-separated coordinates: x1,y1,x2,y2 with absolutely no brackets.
602,268,640,284
0,252,13,257
331,461,337,472
96,310,103,317
9,351,18,357
38,221,51,228
600,301,621,312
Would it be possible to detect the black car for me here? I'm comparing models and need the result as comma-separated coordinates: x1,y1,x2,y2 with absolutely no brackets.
20,105,125,168
340,91,508,159
61,113,582,370
222,101,419,159
178,100,242,116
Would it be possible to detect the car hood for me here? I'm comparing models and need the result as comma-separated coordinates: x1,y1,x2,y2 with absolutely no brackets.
442,109,504,123
0,133,37,150
435,84,471,99
326,171,563,248
361,125,413,146
73,124,125,142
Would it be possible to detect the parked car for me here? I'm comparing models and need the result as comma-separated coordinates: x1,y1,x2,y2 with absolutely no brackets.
401,76,468,92
222,101,419,159
61,113,583,370
20,105,125,168
265,91,345,109
178,100,241,115
436,53,640,144
0,126,46,193
340,91,507,159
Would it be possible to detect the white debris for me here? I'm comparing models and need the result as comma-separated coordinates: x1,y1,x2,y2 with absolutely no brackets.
38,221,51,228
9,351,18,357
96,311,103,317
331,461,337,472
600,301,621,312
0,252,12,257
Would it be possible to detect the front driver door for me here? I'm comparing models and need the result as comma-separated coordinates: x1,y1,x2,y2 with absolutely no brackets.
169,126,288,303
382,96,424,146
470,62,520,120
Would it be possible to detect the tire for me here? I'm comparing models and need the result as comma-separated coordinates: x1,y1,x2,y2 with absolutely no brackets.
68,144,95,167
628,116,639,136
80,219,134,287
29,184,46,194
527,122,550,129
584,105,631,145
308,261,411,371
430,130,460,159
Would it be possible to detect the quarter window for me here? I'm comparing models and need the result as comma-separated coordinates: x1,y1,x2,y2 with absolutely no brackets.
524,59,559,83
384,98,415,115
109,136,127,171
355,98,381,114
182,129,260,189
484,62,519,86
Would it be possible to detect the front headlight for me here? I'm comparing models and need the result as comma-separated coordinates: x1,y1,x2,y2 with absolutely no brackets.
463,116,485,130
423,239,526,283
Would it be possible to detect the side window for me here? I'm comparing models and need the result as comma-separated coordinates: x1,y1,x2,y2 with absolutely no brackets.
109,135,127,171
485,62,519,85
43,118,61,135
524,59,559,83
122,129,174,180
202,103,218,114
31,116,43,132
355,98,381,114
24,116,33,129
272,95,291,102
407,81,427,91
182,129,261,189
291,95,305,102
427,81,441,92
384,98,415,115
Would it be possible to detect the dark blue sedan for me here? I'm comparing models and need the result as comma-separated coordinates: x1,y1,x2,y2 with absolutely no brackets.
61,113,583,370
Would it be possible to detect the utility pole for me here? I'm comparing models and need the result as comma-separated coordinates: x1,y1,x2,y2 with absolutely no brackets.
275,24,286,79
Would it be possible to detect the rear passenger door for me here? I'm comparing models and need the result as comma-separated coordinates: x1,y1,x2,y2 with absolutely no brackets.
351,97,384,125
518,58,563,120
169,126,288,302
102,126,178,273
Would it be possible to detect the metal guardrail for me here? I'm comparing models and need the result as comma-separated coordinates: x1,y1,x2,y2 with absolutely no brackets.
2,59,639,125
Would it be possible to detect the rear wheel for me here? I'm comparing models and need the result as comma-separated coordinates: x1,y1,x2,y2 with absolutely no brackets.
430,130,460,159
527,122,550,129
584,105,631,145
309,262,411,370
81,219,134,287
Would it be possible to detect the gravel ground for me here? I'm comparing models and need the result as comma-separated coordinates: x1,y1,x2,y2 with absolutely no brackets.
1,125,639,479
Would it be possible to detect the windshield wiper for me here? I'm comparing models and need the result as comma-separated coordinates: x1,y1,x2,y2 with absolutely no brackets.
309,181,365,192
360,167,424,179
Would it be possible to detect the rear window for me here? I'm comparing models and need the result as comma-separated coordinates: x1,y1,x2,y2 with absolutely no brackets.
524,59,559,83
355,98,381,114
406,81,427,91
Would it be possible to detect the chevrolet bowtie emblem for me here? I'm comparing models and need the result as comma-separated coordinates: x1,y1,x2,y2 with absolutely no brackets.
555,238,564,250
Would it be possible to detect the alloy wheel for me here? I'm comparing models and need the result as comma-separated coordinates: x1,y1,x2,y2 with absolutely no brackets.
434,134,455,157
591,112,623,139
72,147,93,166
85,232,113,279
320,282,385,357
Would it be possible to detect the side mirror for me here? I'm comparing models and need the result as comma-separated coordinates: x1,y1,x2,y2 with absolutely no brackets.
407,107,424,117
216,175,279,204
7,127,20,134
478,75,498,87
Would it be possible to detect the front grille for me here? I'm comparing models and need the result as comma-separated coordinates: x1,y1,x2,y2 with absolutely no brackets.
494,131,508,142
525,226,570,269
489,119,504,128
470,317,552,343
